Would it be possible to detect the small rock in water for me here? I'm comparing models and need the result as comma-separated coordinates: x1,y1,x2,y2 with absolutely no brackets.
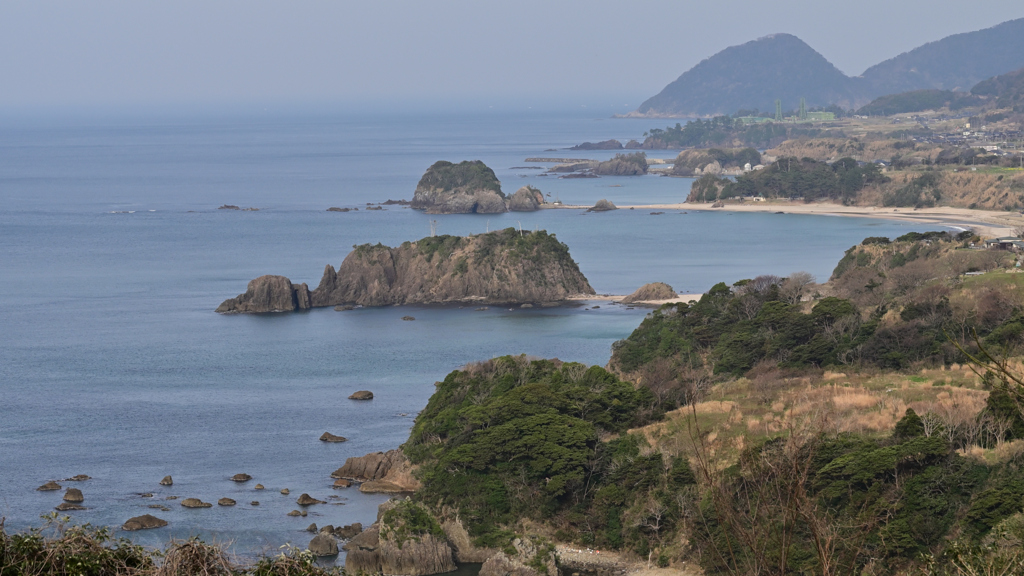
308,533,339,557
55,503,87,511
254,484,264,490
160,476,173,486
306,523,318,533
65,474,91,481
148,505,171,511
287,510,302,517
333,479,352,488
474,307,489,311
320,524,334,534
297,493,324,506
334,305,354,311
36,481,61,491
520,303,533,308
348,390,373,400
63,488,84,503
592,305,600,309
138,493,153,498
251,501,260,506
319,432,347,443
165,496,178,500
336,523,363,539
401,315,415,321
122,514,168,531
281,488,290,495
181,498,212,508
218,498,236,506
231,473,252,482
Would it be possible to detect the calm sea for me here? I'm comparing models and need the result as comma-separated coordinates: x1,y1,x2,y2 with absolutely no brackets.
0,108,933,561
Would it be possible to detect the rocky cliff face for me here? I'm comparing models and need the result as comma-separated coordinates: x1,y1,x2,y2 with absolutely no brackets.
331,449,422,493
411,160,507,214
217,229,594,313
345,500,457,576
479,537,558,576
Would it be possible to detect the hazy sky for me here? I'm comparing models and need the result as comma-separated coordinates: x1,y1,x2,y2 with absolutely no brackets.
2,0,1023,111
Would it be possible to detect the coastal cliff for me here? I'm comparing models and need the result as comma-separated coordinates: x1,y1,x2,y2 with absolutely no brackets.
411,160,507,214
216,229,594,313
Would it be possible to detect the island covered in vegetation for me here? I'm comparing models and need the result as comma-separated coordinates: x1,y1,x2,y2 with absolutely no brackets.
216,228,594,313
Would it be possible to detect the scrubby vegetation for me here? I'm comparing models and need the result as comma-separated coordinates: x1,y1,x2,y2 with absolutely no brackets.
641,117,833,150
688,157,888,204
857,89,981,116
0,514,341,576
415,160,503,195
672,147,761,176
592,152,648,176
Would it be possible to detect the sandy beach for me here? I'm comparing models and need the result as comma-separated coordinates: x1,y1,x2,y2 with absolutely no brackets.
545,200,1024,238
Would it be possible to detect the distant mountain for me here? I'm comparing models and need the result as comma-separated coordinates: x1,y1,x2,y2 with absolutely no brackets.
971,67,1024,110
861,18,1024,95
633,18,1024,118
633,34,863,117
856,89,981,116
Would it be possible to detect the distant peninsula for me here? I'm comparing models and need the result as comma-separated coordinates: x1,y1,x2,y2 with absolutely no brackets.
216,229,595,313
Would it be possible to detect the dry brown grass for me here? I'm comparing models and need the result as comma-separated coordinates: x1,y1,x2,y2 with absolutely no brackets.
765,138,944,164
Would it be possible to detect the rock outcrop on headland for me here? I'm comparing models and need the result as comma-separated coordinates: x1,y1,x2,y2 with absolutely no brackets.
507,186,544,212
215,275,311,314
570,139,623,151
411,160,507,214
216,229,595,313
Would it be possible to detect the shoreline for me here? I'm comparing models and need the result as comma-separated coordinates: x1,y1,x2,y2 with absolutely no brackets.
569,294,702,306
544,200,1023,238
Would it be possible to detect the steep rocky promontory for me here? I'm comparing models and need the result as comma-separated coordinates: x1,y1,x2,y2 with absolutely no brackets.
216,229,594,313
411,160,507,214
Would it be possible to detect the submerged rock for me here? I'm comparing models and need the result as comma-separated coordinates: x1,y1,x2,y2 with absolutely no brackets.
320,432,348,443
348,390,374,400
63,488,84,503
65,474,91,481
36,481,61,491
122,514,168,531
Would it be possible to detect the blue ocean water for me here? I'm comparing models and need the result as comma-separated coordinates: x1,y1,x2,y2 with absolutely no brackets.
0,109,935,560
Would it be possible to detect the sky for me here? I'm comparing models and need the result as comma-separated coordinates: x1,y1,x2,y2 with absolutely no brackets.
2,0,1023,113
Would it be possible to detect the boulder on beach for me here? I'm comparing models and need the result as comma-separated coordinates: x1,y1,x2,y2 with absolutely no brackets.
36,481,61,491
122,514,168,531
349,390,374,400
160,476,173,486
621,282,678,303
333,478,352,488
55,503,87,511
586,199,617,212
218,498,236,506
309,533,340,557
63,488,84,503
320,432,347,443
297,493,325,506
181,498,212,508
